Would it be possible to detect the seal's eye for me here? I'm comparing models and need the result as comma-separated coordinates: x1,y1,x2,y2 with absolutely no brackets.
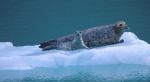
119,24,123,27
115,21,127,29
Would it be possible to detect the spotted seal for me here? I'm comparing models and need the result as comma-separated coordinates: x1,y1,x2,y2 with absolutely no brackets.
82,21,128,47
39,21,128,51
39,31,88,51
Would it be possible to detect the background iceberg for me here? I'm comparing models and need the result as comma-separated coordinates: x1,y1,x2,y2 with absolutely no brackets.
0,32,150,70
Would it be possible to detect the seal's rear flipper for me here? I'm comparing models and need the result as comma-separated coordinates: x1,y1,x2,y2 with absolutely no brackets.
42,46,56,51
39,42,50,48
39,40,57,51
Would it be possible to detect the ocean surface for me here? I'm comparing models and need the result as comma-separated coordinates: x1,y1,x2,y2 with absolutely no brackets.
0,0,150,82
0,0,150,46
0,65,150,82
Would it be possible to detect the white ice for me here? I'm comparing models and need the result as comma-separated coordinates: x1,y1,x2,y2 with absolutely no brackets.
0,32,150,70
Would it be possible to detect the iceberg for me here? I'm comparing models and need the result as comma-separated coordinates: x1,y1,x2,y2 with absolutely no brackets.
0,32,150,70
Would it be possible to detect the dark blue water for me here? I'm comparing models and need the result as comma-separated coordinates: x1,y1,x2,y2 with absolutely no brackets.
0,65,150,82
0,0,150,46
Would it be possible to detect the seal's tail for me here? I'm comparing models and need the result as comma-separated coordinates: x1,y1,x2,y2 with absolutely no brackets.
39,40,57,51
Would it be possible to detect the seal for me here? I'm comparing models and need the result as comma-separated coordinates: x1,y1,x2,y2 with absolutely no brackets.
39,31,88,51
39,21,128,51
82,21,128,47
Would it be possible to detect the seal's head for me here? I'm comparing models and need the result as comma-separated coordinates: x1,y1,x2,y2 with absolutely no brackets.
75,31,82,37
115,21,128,31
114,21,128,35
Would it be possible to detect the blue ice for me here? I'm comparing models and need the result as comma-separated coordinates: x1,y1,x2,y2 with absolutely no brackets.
0,32,150,70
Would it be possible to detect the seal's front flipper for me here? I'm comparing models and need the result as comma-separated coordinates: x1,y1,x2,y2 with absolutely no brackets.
119,39,124,43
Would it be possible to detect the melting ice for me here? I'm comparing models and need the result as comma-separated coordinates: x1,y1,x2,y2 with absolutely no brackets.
0,32,150,70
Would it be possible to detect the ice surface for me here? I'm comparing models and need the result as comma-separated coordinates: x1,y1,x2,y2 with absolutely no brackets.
0,32,150,70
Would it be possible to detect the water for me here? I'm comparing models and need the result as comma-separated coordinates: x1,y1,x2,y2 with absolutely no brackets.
0,65,150,82
0,0,150,46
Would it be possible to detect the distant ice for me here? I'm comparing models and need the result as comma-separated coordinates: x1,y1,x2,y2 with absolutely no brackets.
0,32,150,70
